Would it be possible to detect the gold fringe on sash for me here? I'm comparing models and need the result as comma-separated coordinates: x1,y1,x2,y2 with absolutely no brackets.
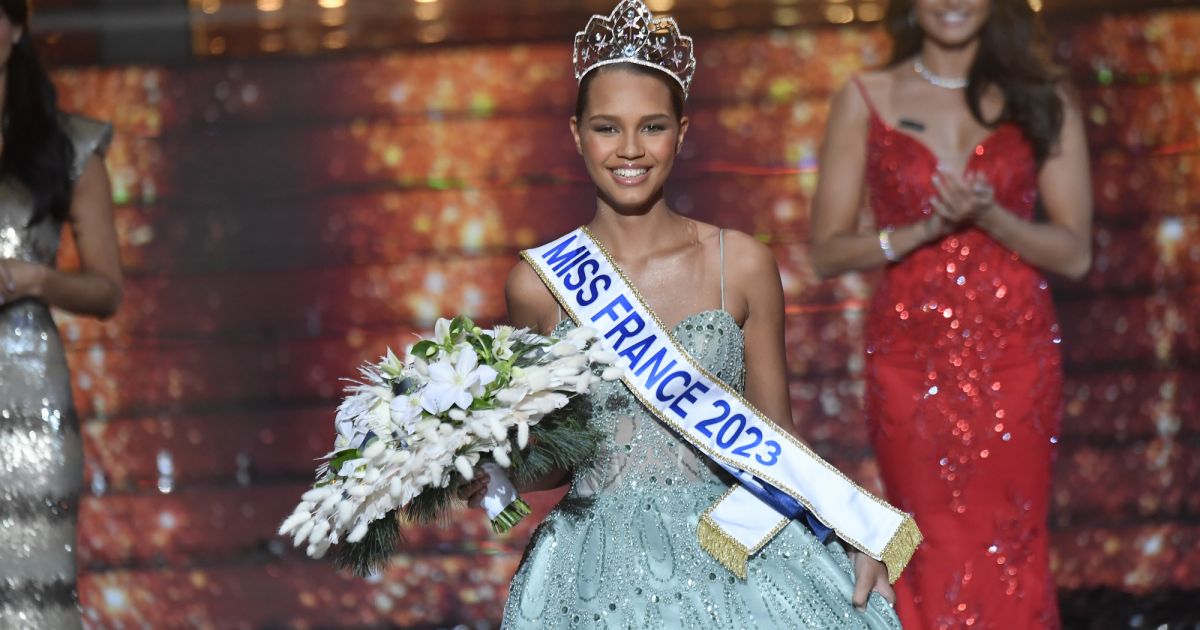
523,229,926,584
880,515,923,584
698,514,749,580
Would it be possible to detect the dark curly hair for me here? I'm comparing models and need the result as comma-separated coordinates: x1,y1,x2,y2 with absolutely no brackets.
884,0,1064,164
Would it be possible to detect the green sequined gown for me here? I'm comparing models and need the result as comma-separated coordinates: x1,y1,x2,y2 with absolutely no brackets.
502,310,902,629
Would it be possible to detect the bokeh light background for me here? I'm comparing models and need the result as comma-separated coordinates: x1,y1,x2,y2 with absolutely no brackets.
38,5,1200,629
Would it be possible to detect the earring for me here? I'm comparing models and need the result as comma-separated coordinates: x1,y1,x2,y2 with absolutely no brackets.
908,8,917,28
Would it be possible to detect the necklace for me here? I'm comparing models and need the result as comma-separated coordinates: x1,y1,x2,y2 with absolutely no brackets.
913,57,969,90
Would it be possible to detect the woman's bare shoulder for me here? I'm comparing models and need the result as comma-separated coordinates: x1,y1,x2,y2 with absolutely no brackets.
505,258,557,331
720,229,776,269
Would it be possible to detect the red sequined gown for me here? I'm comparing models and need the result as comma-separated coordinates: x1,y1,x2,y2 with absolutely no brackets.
853,78,1063,629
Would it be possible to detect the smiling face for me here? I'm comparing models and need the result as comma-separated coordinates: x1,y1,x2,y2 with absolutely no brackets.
914,0,991,49
571,66,689,215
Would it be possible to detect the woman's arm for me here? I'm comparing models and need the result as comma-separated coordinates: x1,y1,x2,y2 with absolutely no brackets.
505,259,561,336
0,154,123,317
979,90,1093,279
728,231,799,438
929,88,1093,280
732,232,894,607
809,80,945,279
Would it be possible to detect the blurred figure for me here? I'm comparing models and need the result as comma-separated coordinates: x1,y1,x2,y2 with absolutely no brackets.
0,1,122,627
810,0,1092,628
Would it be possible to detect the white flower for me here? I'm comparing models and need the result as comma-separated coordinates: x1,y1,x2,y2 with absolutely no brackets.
495,387,527,406
347,520,370,543
368,385,395,405
301,487,334,503
419,348,499,414
549,341,578,357
278,511,310,536
337,501,357,526
337,457,368,478
389,394,424,434
491,325,518,360
362,439,386,460
518,391,570,416
308,520,331,545
555,354,589,372
379,348,404,378
369,399,393,436
572,373,597,394
434,318,453,344
566,326,599,344
517,421,530,449
308,541,330,560
335,389,379,449
293,520,315,547
514,366,551,391
405,354,430,377
454,456,474,480
588,346,619,365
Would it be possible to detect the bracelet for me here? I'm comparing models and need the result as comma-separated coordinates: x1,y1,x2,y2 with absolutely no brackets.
878,227,899,263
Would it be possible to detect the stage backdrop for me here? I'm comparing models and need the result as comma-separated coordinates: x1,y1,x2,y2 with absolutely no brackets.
47,8,1198,629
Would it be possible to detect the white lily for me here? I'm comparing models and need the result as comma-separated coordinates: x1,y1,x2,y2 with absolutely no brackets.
419,347,498,414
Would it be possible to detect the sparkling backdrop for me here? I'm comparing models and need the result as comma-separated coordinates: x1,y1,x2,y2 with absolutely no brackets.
47,9,1200,628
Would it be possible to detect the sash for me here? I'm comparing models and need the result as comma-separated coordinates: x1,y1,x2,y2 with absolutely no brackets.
522,227,921,582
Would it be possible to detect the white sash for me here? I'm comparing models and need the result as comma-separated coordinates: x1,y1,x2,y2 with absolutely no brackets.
522,227,920,582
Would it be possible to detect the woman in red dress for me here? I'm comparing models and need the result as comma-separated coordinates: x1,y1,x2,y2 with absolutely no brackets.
810,1,1092,628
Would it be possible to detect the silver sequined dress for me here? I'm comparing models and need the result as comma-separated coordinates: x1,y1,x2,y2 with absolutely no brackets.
0,114,112,630
502,310,902,629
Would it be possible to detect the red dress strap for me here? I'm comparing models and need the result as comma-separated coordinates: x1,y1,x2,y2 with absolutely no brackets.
849,75,881,119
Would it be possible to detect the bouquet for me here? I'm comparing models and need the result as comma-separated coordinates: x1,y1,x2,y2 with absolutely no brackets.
278,316,620,576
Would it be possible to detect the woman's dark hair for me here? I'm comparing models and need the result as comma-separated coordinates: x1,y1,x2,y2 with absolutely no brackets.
2,0,75,226
575,62,686,122
884,0,1064,163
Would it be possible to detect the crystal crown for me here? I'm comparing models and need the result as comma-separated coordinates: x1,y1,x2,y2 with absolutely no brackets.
573,0,697,98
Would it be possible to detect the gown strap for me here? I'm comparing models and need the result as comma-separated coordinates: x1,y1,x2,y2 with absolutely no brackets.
718,228,726,312
849,75,881,120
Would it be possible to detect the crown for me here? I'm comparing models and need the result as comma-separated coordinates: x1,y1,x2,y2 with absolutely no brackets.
573,0,697,98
